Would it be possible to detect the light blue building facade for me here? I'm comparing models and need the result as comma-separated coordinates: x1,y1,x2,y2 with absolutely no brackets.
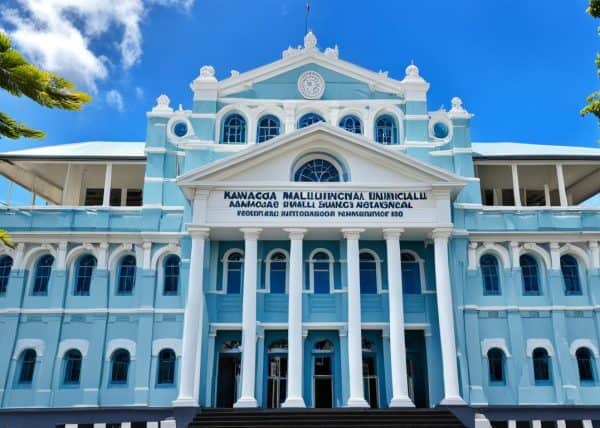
2,32,600,427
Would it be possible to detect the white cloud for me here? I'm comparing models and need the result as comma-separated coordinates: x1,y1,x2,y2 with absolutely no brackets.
1,0,195,92
106,89,124,111
135,86,144,99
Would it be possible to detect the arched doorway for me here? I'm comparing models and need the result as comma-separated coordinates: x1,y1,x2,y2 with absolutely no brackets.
313,339,334,408
267,339,288,408
216,340,241,407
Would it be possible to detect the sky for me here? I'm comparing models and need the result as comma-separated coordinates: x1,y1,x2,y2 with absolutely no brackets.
0,0,599,155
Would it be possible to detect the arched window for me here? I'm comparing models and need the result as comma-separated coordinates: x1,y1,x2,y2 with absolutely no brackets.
222,114,246,144
359,251,378,294
481,254,501,296
576,348,595,383
339,115,362,134
520,254,540,296
532,348,551,384
401,252,421,294
63,349,82,385
257,115,280,143
311,251,332,294
18,349,36,384
110,349,130,384
33,254,54,295
157,349,176,385
224,251,243,294
375,115,397,145
293,159,341,182
561,255,582,295
314,339,334,351
163,255,180,296
75,255,96,296
117,255,136,295
487,348,505,384
298,113,325,128
268,251,287,294
0,255,13,295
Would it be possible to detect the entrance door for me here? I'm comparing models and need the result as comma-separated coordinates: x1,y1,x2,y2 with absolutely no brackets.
362,354,379,408
313,355,333,408
216,354,241,408
405,329,429,408
267,355,287,408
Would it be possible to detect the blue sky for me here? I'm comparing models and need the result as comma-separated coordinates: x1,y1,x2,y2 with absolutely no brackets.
0,0,599,154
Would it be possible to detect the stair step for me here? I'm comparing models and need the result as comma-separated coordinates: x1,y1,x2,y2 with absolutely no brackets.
189,408,466,428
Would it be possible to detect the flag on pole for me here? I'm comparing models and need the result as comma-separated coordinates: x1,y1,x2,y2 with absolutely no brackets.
306,2,310,12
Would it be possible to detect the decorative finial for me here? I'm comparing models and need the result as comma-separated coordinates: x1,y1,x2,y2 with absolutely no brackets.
200,65,215,78
304,31,317,49
178,104,183,111
230,69,240,77
405,63,419,77
152,94,173,113
448,96,471,118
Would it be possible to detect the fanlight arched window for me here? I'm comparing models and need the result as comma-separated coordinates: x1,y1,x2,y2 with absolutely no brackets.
294,159,341,182
532,348,551,384
117,255,136,295
257,115,280,143
298,113,325,128
33,254,54,295
224,251,243,294
314,339,334,352
520,254,540,296
0,255,13,294
375,115,397,145
110,349,130,384
311,251,332,294
576,347,595,383
222,114,246,144
269,339,288,353
157,348,176,385
359,251,378,294
481,254,501,296
63,349,82,385
268,251,287,294
401,252,421,294
163,255,181,296
75,255,96,296
487,348,505,383
561,255,582,296
339,115,362,134
18,349,36,384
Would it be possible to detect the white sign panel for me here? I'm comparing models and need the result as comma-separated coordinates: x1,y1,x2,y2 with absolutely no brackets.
205,190,444,226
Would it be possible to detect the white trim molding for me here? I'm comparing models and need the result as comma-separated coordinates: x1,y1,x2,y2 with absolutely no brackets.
481,338,511,358
13,338,45,360
569,339,600,358
56,339,90,359
152,338,183,357
475,242,511,270
526,339,554,357
106,338,136,361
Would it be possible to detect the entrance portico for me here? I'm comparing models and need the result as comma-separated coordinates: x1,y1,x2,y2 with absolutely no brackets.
177,124,467,408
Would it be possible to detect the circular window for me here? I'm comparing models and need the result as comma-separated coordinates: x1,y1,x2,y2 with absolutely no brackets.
173,122,188,138
432,122,449,139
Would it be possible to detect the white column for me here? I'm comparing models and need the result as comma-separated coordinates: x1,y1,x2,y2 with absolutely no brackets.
102,163,113,207
282,228,307,408
383,228,414,407
556,163,568,207
234,228,262,408
173,226,209,406
342,228,369,408
511,164,521,207
431,228,465,405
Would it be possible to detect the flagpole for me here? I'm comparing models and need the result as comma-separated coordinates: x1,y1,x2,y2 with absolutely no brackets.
305,1,310,35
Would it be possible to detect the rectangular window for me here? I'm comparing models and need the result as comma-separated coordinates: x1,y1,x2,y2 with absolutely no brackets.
109,188,122,206
525,189,545,206
126,189,143,206
482,189,494,206
501,189,515,206
84,188,103,206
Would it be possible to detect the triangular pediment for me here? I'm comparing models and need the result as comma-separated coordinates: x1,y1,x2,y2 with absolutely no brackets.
178,123,466,199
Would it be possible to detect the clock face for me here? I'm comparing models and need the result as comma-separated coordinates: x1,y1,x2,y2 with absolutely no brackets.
297,71,325,100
